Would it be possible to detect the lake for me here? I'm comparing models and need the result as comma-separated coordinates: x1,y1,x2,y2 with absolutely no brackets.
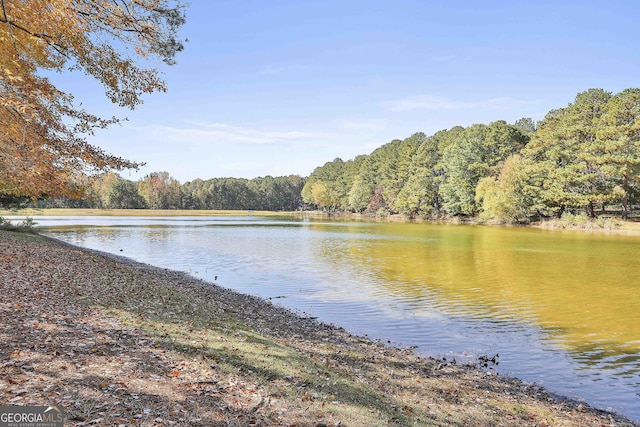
22,215,640,421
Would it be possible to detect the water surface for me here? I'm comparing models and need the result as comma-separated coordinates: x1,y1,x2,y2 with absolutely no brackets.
26,215,640,421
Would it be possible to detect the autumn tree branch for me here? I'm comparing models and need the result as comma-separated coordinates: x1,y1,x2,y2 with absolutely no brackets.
0,0,183,201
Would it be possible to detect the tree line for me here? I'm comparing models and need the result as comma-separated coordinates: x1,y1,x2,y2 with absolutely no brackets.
34,173,305,211
13,87,640,223
302,88,640,223
6,5,635,225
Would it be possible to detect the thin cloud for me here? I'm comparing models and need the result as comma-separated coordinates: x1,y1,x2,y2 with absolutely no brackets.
259,64,311,75
385,95,474,111
432,55,456,62
339,118,389,132
384,95,541,112
140,122,328,147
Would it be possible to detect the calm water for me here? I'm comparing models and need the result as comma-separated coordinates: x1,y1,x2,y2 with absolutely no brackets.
23,215,640,421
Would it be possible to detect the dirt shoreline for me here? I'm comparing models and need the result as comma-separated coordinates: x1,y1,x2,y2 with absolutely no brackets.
1,230,637,426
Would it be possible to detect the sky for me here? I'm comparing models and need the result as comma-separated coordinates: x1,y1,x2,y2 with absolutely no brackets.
53,0,640,183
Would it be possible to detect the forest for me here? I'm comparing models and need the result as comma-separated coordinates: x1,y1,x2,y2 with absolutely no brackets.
31,88,640,223
2,4,638,225
33,173,306,212
302,88,640,223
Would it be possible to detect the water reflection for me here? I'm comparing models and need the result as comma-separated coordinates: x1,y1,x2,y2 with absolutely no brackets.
33,216,640,421
326,223,640,351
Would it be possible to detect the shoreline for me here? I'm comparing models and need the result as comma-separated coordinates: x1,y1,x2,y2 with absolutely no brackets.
4,208,640,237
1,230,638,426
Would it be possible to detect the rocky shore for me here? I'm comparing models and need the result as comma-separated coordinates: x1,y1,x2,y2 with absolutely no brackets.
0,230,637,426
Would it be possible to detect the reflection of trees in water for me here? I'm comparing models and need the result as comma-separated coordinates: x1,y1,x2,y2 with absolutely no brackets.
316,223,640,358
141,227,174,241
569,341,640,382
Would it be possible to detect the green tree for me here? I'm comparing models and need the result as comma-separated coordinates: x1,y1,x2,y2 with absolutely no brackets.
347,156,376,212
483,120,529,173
138,171,181,209
348,176,374,212
182,179,206,209
596,88,640,218
439,121,528,216
395,132,443,217
347,135,421,214
439,125,487,215
108,180,147,209
211,178,257,210
301,158,348,210
475,155,533,223
368,136,420,211
273,175,305,210
310,180,331,208
301,178,316,207
523,89,613,217
513,117,537,135
89,172,120,208
258,176,278,210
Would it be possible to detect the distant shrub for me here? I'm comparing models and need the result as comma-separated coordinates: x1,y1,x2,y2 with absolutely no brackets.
561,212,588,228
0,216,38,233
595,216,621,230
376,207,390,219
540,212,621,230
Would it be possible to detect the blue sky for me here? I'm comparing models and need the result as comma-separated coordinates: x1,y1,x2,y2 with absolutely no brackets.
55,0,640,182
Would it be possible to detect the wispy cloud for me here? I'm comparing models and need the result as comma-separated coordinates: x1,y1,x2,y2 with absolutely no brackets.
432,55,457,62
431,54,471,63
139,122,328,147
384,95,541,112
385,95,472,111
339,118,389,132
259,64,311,75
